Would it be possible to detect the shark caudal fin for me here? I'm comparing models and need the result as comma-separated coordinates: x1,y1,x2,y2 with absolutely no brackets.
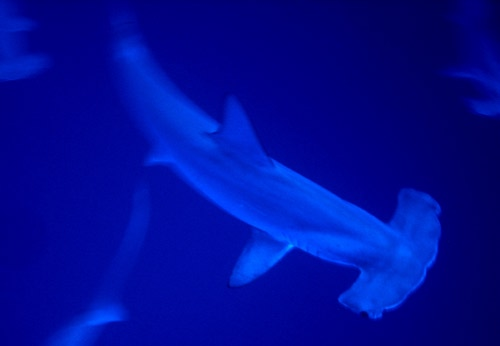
339,188,441,319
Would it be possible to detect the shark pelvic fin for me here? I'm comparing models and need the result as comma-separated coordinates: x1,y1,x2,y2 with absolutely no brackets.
212,96,272,166
229,228,293,287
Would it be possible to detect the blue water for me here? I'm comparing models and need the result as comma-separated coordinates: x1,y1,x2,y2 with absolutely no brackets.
1,1,499,345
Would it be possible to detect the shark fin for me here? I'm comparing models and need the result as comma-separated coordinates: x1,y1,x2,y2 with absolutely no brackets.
212,96,272,166
229,228,292,287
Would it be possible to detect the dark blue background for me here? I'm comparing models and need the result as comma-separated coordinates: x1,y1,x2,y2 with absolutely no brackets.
1,1,499,345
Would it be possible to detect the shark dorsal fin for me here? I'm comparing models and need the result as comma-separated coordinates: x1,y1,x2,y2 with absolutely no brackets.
229,228,293,287
212,96,272,166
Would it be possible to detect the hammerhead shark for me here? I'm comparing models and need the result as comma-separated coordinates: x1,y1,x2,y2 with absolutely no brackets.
46,184,150,345
113,16,441,319
0,0,49,81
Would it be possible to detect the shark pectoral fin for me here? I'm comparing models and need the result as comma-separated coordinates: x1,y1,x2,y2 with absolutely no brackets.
211,96,272,167
229,229,292,287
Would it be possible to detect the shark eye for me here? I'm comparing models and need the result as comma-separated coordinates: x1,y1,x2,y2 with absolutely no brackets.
360,311,369,319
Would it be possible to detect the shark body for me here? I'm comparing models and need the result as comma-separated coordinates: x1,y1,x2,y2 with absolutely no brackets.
446,0,500,117
46,184,150,345
0,0,49,81
113,21,441,319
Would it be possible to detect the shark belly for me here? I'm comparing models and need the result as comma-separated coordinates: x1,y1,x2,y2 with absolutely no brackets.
169,138,399,269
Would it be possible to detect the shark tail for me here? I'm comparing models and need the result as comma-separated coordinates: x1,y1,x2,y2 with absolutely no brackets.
339,188,441,319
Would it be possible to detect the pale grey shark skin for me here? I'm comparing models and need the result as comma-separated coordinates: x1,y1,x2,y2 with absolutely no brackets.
113,20,441,319
46,184,150,346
